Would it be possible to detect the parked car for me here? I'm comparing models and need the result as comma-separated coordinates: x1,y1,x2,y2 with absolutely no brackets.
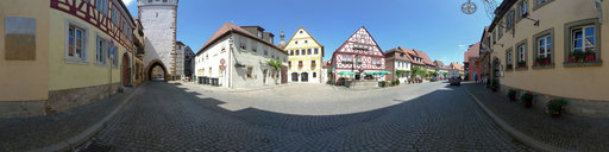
450,76,461,86
430,77,438,82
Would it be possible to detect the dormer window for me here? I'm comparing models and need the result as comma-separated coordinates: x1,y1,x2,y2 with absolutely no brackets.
258,32,263,39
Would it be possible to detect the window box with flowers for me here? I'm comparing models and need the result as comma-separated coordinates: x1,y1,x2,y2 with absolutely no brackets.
516,61,527,69
533,28,555,69
506,64,514,71
564,19,602,67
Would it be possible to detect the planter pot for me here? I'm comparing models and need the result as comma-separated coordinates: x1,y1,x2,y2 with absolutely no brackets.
534,61,540,66
524,100,533,108
544,59,551,65
567,56,576,63
508,94,516,101
551,111,561,118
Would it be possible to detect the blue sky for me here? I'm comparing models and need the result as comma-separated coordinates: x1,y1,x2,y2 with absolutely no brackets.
124,0,493,64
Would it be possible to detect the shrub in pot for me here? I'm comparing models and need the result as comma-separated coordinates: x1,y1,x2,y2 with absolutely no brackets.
379,81,387,87
507,89,517,101
394,80,400,86
547,99,567,118
520,92,533,108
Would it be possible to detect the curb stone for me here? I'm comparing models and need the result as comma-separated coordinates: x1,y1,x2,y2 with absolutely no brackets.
29,85,142,152
463,86,573,152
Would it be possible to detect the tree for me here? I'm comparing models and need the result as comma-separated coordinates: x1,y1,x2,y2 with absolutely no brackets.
266,59,282,84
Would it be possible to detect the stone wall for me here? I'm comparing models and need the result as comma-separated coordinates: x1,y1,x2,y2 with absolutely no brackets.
47,83,120,115
500,85,609,118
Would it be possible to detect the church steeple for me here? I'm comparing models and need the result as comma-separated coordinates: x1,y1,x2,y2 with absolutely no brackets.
277,29,287,48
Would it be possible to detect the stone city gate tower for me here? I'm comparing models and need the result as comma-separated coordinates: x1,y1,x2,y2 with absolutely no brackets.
138,0,178,80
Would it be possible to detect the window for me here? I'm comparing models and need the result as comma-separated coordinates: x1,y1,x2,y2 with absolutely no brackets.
307,49,312,55
288,61,291,68
518,0,529,18
258,32,263,39
239,37,247,50
246,67,253,78
516,40,527,69
298,61,303,67
530,28,554,68
289,50,293,56
264,50,268,56
305,40,308,44
112,46,119,68
296,50,300,55
506,48,514,70
313,72,317,78
314,48,319,54
505,10,515,30
162,0,167,2
565,19,601,65
301,49,305,55
96,0,108,16
251,41,257,52
300,30,303,34
67,24,87,62
534,0,552,10
95,36,107,64
497,24,504,39
492,31,497,44
111,7,120,26
311,60,316,67
148,0,152,2
295,41,298,44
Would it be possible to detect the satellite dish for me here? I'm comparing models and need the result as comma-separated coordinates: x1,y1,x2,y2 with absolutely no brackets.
461,0,477,15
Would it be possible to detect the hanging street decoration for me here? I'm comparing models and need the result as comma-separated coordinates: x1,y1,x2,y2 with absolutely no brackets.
461,0,477,15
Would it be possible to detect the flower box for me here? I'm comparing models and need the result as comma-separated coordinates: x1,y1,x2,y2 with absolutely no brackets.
516,62,527,68
506,65,513,70
567,51,597,63
534,57,551,66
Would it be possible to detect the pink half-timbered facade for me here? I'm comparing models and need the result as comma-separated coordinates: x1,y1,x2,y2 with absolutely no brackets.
331,26,386,80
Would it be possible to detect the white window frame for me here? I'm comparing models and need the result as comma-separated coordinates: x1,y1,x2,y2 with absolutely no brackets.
112,46,119,68
571,26,596,53
518,44,526,62
65,19,89,64
538,35,552,58
95,35,108,65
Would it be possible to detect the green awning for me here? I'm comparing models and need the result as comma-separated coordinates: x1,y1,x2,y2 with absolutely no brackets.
379,71,392,75
338,71,355,75
365,72,379,75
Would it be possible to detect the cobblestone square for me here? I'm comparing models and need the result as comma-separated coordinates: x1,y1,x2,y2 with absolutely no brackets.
79,82,533,151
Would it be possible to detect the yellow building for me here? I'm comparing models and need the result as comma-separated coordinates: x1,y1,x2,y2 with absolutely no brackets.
282,27,324,83
0,0,142,118
489,0,609,117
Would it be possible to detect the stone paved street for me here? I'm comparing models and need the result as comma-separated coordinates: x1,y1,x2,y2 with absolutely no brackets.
81,82,533,151
465,83,609,151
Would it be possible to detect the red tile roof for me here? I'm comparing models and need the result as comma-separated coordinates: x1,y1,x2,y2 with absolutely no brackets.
196,22,285,55
449,62,464,70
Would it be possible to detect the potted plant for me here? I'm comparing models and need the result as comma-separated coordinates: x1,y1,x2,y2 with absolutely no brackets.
517,61,527,68
508,89,517,101
393,80,400,86
535,57,551,66
569,51,585,63
379,81,387,87
506,64,513,70
521,92,533,108
584,51,596,62
547,99,567,118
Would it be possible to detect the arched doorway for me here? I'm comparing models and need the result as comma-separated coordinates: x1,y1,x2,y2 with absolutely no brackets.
301,72,308,82
121,53,131,86
146,60,168,82
291,72,299,82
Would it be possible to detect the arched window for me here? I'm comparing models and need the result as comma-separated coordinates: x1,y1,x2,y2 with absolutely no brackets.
291,72,299,82
301,72,309,82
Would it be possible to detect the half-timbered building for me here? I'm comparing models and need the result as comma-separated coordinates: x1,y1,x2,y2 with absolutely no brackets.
331,26,386,82
0,0,142,117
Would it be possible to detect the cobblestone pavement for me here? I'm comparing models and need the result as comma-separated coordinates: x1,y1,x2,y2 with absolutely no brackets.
0,88,134,151
465,83,609,151
81,82,533,151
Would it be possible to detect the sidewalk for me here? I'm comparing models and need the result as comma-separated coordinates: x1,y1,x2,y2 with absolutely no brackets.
464,83,609,151
0,86,139,151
